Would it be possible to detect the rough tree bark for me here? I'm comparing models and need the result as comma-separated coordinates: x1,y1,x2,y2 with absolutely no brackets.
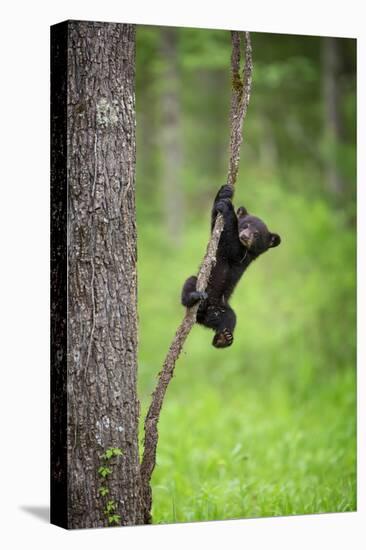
140,31,253,524
51,20,144,529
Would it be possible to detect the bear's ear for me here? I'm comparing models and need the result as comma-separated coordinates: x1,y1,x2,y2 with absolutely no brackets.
237,206,248,218
269,233,281,248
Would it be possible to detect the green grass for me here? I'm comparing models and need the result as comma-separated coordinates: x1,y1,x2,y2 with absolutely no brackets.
144,370,355,524
137,182,356,524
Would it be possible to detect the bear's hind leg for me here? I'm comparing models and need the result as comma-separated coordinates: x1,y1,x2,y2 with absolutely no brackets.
200,304,236,348
212,306,236,349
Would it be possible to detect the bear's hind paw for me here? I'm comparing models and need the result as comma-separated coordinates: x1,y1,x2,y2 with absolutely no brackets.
212,329,234,349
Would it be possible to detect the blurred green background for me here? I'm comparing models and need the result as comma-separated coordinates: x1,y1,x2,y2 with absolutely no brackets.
135,27,356,524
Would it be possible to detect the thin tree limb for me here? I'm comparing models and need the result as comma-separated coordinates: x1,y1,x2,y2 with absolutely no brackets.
140,30,253,524
227,31,253,187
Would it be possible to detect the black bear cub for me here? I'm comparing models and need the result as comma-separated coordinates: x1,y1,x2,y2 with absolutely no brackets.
181,184,281,348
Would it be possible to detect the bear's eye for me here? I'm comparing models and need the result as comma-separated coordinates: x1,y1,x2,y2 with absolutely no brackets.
254,231,259,238
242,223,248,229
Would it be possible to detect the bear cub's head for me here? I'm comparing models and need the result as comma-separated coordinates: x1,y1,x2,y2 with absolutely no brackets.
237,206,281,256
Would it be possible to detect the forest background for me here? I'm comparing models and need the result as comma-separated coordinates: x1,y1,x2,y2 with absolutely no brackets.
135,26,356,524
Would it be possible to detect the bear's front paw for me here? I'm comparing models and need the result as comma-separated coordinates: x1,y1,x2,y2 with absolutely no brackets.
192,290,208,303
218,184,234,200
215,198,231,214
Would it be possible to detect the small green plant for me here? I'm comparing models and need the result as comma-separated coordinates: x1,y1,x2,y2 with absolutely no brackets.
98,486,109,497
108,513,122,525
97,446,124,526
98,466,112,478
101,447,123,460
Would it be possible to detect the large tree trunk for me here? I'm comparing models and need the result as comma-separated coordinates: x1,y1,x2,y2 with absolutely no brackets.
51,20,144,529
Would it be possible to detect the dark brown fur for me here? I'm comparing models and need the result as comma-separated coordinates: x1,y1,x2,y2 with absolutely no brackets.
181,185,281,348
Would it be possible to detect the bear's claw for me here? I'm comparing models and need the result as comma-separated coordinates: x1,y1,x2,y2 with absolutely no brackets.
212,328,234,348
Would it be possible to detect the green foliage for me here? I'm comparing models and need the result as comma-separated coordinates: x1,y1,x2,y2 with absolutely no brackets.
254,57,318,90
136,28,356,225
104,500,117,513
108,514,122,525
101,447,124,460
97,447,123,526
146,369,355,523
136,181,356,523
98,466,112,478
98,486,109,497
135,26,356,524
179,28,231,70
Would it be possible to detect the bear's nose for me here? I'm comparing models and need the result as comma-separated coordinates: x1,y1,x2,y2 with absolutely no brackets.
240,228,251,240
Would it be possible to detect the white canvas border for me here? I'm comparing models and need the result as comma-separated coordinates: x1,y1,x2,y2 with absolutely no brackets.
0,1,363,548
